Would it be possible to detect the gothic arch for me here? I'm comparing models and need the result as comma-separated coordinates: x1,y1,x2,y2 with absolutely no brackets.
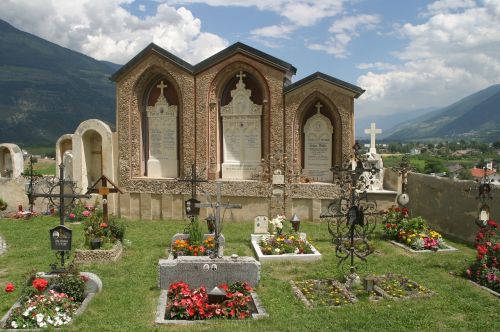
206,62,271,179
133,66,183,177
294,92,343,179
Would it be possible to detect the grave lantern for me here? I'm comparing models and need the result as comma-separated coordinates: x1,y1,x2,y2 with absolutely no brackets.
290,213,300,232
185,197,200,217
208,286,227,304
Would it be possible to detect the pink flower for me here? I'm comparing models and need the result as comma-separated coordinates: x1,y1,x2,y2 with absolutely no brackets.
487,219,498,228
82,210,91,217
69,213,75,220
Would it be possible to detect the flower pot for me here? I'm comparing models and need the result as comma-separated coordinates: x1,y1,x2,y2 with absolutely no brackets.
90,238,102,250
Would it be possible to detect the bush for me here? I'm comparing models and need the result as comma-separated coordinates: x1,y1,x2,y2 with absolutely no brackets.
0,197,7,211
83,210,126,248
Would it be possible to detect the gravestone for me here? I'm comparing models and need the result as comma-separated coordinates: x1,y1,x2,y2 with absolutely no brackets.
0,143,24,179
363,123,384,191
302,102,333,182
146,80,178,178
254,216,269,234
221,71,262,180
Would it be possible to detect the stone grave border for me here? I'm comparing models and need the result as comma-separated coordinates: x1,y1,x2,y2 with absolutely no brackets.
250,234,322,263
290,279,357,309
0,272,102,330
74,241,123,264
389,240,458,253
155,289,268,325
467,280,500,298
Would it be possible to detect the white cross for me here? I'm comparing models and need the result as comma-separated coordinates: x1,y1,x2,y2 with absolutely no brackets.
315,102,323,113
236,71,246,81
157,81,167,96
364,122,382,154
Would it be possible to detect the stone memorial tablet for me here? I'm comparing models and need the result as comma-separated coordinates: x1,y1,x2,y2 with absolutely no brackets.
302,102,333,182
147,81,178,178
254,216,269,234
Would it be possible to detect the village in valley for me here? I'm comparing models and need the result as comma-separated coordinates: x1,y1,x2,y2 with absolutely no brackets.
0,1,499,331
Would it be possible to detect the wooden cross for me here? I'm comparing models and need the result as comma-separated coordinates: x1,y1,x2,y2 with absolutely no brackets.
315,101,323,113
157,80,167,96
178,164,207,199
364,122,382,154
86,174,123,224
196,181,241,257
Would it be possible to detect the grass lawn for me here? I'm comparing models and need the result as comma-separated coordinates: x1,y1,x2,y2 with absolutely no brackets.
0,217,498,331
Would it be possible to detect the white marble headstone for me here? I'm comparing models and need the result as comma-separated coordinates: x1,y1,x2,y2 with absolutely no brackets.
254,215,269,234
302,103,333,182
147,81,178,178
221,71,262,180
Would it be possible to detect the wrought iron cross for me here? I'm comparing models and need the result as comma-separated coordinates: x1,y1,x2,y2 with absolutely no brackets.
196,181,241,257
22,155,43,212
392,154,415,195
178,164,207,200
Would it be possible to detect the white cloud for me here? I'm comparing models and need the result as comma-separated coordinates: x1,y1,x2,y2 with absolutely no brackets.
356,62,398,71
308,14,380,58
356,0,500,118
250,24,296,39
138,4,146,12
0,0,228,64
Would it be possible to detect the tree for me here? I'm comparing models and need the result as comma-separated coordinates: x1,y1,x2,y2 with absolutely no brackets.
424,157,446,174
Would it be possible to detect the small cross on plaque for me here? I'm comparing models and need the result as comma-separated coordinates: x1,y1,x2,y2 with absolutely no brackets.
86,175,123,224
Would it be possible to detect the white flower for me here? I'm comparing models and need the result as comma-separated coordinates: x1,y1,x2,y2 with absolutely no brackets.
274,248,280,254
11,321,18,329
36,313,44,323
294,248,299,254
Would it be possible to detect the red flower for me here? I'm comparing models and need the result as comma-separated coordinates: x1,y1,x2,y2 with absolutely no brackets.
477,245,488,256
32,278,48,292
80,275,89,282
385,223,391,229
494,244,500,251
487,219,498,228
99,222,108,228
4,282,15,293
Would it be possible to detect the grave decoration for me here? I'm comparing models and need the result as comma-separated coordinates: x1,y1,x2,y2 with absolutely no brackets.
386,155,456,252
291,274,434,308
250,215,322,263
1,269,102,330
320,142,382,287
465,168,499,295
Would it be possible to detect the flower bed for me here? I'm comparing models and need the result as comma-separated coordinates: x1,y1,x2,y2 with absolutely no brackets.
290,279,357,308
465,219,499,294
155,281,267,324
1,271,102,330
168,234,223,259
383,206,455,252
372,274,435,300
251,233,321,263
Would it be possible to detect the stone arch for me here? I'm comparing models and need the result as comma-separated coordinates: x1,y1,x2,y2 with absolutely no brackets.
73,119,114,191
133,66,183,177
294,92,342,180
55,134,73,168
0,143,23,178
207,62,270,179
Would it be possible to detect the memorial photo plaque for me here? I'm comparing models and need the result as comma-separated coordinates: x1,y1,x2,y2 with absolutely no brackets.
49,225,72,251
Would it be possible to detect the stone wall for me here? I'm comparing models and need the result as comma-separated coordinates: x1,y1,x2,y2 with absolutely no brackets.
408,173,500,244
0,178,29,212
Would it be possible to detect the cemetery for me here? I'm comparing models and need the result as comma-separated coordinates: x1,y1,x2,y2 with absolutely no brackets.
0,42,499,331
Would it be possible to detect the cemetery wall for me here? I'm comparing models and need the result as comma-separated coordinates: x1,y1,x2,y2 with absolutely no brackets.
407,173,500,244
0,178,29,212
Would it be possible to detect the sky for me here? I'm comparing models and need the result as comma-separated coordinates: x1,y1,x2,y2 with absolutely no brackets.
1,0,500,137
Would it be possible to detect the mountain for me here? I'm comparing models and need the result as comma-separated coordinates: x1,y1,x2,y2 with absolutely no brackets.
384,84,500,142
0,19,119,146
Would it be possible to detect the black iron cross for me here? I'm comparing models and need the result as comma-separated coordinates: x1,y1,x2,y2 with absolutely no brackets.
178,163,208,199
391,154,415,194
86,175,123,224
196,181,241,257
22,155,43,212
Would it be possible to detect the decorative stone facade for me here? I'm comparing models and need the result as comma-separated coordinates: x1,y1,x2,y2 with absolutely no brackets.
107,42,364,221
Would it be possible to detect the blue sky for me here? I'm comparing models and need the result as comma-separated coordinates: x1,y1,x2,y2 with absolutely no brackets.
1,0,500,137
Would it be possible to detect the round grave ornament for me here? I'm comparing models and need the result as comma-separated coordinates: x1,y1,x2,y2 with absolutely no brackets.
397,193,410,207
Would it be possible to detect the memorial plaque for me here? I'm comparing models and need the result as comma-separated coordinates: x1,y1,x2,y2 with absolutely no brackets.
302,104,333,182
254,216,269,234
221,72,262,180
272,170,285,185
49,225,72,251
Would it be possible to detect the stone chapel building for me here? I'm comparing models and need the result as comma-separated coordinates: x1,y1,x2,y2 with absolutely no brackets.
61,42,364,221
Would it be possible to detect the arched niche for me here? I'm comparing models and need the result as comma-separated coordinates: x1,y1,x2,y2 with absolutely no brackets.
218,70,265,180
297,95,342,182
0,143,23,178
73,119,114,191
55,134,73,169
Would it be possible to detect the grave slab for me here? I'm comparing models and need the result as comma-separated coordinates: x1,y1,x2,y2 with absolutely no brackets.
251,233,322,263
389,240,458,253
158,256,260,290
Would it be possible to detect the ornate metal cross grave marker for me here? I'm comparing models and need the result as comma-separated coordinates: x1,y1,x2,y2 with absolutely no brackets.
466,166,497,226
22,155,43,212
320,142,381,286
196,181,241,257
86,174,123,224
178,163,207,219
25,163,90,272
392,154,415,209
